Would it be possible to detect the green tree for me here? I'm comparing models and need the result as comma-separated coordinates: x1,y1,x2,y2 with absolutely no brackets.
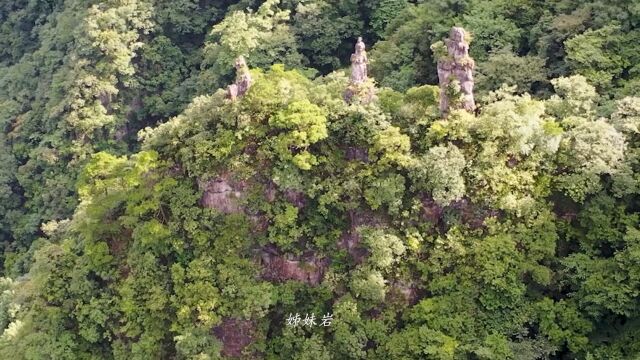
201,0,303,90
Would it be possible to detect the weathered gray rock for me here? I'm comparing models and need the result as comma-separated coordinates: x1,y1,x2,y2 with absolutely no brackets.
350,37,368,84
213,318,256,358
198,175,245,214
422,195,502,230
226,56,252,101
283,189,306,209
345,146,369,162
344,37,375,104
388,280,421,305
260,245,328,286
263,180,306,209
436,27,476,115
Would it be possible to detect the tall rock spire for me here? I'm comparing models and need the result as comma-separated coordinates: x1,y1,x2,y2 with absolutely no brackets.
344,37,375,104
350,37,368,84
226,56,253,101
435,27,476,115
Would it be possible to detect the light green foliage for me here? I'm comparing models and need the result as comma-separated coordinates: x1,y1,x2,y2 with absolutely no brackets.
474,333,513,359
269,203,303,248
411,144,466,206
459,90,556,213
404,85,440,116
269,99,328,170
535,298,592,353
0,278,18,337
473,234,526,310
369,125,412,168
291,334,333,360
556,117,625,201
65,0,153,140
477,91,556,156
385,85,440,142
381,324,458,359
243,64,314,117
173,326,222,359
562,118,624,174
610,97,640,196
350,267,386,302
547,76,621,198
360,227,405,269
563,195,640,318
565,25,640,92
202,0,303,89
610,97,640,135
546,75,598,119
329,297,368,358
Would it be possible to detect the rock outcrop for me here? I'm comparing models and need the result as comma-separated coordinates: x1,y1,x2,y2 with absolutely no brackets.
283,189,307,209
422,196,501,230
435,27,476,115
345,146,369,162
344,37,375,104
199,174,246,214
388,280,421,306
260,245,328,286
226,56,253,101
213,318,257,358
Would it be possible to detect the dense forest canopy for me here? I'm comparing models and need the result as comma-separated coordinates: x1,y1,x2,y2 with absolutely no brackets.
0,0,639,359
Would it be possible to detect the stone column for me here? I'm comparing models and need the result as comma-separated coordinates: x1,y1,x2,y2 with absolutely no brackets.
344,37,375,104
435,27,475,115
226,56,253,101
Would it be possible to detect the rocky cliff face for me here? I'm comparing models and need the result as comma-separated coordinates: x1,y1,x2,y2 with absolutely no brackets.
199,175,246,214
260,245,328,286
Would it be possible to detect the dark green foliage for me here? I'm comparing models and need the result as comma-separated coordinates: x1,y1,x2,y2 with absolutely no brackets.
295,3,356,67
475,49,547,98
366,0,408,38
369,2,454,90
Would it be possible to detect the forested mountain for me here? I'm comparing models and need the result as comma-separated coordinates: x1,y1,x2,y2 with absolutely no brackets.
0,0,639,358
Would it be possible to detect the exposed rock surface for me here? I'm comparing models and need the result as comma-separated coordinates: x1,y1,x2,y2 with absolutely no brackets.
436,27,476,115
422,196,501,230
226,56,253,101
260,245,328,285
345,146,369,162
344,37,375,104
350,37,368,85
199,174,246,214
388,280,421,306
212,318,256,358
264,180,278,203
283,189,306,209
263,180,307,209
421,197,444,224
450,198,501,229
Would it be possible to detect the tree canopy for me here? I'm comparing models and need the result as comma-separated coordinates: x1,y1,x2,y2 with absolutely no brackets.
1,0,640,359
